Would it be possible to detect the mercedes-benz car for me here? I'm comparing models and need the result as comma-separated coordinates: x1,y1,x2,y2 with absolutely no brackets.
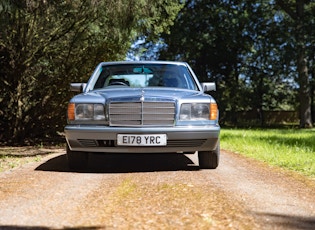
65,61,220,170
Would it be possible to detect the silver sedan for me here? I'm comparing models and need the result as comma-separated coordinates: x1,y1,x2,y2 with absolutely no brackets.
65,61,220,170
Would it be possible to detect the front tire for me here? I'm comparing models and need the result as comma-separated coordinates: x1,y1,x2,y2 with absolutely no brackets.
66,145,89,170
198,141,220,169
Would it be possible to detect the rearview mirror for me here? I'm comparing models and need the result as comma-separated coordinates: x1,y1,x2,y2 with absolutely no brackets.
201,82,216,92
70,83,86,92
133,67,153,74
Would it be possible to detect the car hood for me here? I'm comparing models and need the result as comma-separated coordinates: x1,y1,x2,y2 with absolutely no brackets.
94,88,208,100
72,88,211,103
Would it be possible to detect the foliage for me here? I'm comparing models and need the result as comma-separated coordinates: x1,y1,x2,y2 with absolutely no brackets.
2,0,315,144
158,0,315,127
221,128,315,177
275,0,315,127
0,0,183,144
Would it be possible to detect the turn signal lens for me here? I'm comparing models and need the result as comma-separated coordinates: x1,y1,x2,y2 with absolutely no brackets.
67,103,75,121
210,103,218,120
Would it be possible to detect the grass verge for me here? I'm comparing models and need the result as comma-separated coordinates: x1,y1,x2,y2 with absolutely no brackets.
221,128,315,178
0,146,63,172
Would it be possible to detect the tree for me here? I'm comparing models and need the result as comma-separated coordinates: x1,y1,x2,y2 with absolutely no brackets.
159,0,256,124
241,2,298,126
158,0,313,126
275,0,315,127
0,0,183,144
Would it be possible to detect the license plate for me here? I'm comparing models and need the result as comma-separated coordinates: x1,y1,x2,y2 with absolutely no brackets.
117,134,167,146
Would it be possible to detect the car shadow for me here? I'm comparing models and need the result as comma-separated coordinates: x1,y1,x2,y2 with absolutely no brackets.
255,212,315,230
35,152,199,173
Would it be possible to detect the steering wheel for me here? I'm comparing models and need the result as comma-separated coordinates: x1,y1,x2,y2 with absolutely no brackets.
109,81,129,86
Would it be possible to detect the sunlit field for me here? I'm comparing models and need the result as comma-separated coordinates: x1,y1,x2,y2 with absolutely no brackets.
221,128,315,177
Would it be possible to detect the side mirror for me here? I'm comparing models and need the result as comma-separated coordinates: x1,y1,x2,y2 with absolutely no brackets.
70,83,86,92
201,82,216,92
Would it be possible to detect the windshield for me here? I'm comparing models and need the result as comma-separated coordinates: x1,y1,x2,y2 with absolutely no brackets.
92,63,198,90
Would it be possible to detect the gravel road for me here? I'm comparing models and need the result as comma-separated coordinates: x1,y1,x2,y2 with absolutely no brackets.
0,149,314,229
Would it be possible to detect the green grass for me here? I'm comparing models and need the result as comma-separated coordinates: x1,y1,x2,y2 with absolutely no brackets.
220,128,315,177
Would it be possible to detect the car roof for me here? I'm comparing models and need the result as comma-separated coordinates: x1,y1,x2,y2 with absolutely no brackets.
99,61,188,66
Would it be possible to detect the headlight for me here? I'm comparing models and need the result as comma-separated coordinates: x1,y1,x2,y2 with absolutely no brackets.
67,103,105,121
179,103,218,121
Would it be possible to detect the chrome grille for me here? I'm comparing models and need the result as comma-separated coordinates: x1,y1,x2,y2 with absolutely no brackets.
109,102,175,126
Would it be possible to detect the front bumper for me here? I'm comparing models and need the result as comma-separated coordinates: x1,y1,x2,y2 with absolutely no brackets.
65,125,220,153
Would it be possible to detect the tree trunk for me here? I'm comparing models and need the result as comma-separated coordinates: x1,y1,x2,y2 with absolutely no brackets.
311,66,315,123
12,80,26,143
296,0,312,128
297,50,312,127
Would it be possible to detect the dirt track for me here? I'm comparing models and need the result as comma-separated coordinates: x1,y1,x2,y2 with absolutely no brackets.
0,149,314,229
